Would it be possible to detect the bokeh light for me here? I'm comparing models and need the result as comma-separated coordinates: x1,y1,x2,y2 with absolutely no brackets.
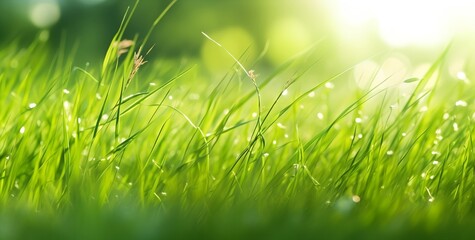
29,0,61,28
331,0,475,47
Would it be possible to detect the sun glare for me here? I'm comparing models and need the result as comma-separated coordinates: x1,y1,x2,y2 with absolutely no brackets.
332,0,475,47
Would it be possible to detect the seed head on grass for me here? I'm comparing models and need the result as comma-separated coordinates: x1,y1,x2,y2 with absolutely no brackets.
114,39,134,57
127,47,147,87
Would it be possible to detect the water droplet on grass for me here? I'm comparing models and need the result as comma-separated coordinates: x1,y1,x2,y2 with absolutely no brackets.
277,123,287,129
282,89,289,96
455,100,468,107
352,195,361,203
431,151,441,156
325,82,335,89
28,103,37,109
19,126,26,134
355,118,362,123
308,91,315,97
453,122,459,131
443,113,450,120
432,161,439,165
63,89,70,94
386,150,394,155
317,112,324,120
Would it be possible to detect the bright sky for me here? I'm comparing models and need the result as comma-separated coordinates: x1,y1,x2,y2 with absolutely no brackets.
332,0,475,47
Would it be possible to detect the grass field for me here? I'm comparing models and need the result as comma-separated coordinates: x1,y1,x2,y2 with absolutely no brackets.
2,3,475,240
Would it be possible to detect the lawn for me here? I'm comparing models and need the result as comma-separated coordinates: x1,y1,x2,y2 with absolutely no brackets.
1,1,475,239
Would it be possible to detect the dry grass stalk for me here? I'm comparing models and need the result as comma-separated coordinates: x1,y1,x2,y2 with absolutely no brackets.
126,47,147,87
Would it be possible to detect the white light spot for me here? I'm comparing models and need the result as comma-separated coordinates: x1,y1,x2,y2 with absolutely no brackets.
421,172,427,178
453,122,459,131
263,153,269,157
19,126,26,134
317,112,324,120
277,122,287,129
284,134,289,138
401,132,407,137
355,117,362,123
168,95,173,100
63,101,71,110
435,129,442,135
357,133,363,139
251,112,258,118
96,93,102,100
455,100,468,107
63,89,70,94
431,151,441,156
28,103,37,109
282,89,289,96
432,160,439,165
30,1,61,28
386,150,394,155
456,71,468,81
325,82,335,89
420,106,428,112
443,113,450,120
101,114,109,120
308,91,316,97
149,82,156,86
272,140,277,145
352,195,361,203
115,166,120,170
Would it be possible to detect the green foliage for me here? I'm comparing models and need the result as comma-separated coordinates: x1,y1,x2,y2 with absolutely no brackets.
1,8,475,240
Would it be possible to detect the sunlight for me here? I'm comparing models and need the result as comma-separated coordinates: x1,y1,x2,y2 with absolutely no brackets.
332,0,475,47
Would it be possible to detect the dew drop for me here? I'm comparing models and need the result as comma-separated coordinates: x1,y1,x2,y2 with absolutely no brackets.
455,100,468,107
325,82,335,89
453,122,459,131
443,113,450,120
28,103,37,109
317,112,324,120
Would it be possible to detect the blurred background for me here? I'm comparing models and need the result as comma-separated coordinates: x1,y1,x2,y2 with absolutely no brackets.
1,0,475,79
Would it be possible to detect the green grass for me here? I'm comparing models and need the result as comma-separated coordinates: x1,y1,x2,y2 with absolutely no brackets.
2,6,475,240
